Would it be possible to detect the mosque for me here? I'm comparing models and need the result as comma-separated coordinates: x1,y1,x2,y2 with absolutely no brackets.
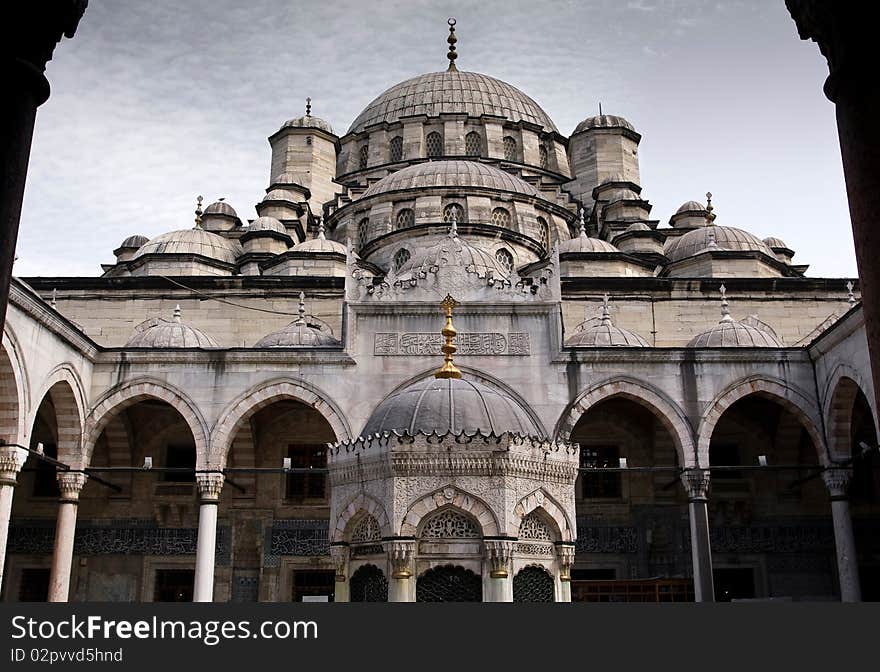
0,19,877,603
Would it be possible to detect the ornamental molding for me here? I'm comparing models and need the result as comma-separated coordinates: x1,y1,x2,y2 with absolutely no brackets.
374,331,530,356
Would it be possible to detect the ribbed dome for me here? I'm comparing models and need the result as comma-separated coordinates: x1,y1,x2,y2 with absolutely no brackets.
602,187,640,203
292,228,346,254
281,114,334,134
133,228,242,264
248,216,287,235
573,114,635,134
394,228,511,283
688,321,784,348
119,234,148,249
126,307,219,348
558,229,619,254
763,236,788,249
254,322,340,347
565,322,649,347
676,200,708,215
360,160,542,200
347,70,557,135
204,200,237,218
263,188,299,203
625,222,650,233
664,225,774,263
362,376,540,437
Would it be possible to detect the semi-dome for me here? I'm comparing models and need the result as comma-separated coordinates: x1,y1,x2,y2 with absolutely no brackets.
664,225,774,263
126,306,219,348
360,160,543,200
573,114,635,134
361,375,540,437
347,70,557,135
248,216,287,235
119,234,149,249
393,224,512,283
204,200,237,218
281,114,334,135
133,228,243,265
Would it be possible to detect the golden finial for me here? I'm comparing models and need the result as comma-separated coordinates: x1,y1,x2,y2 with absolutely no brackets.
434,294,461,379
446,18,458,72
306,97,312,116
705,191,716,225
194,195,203,229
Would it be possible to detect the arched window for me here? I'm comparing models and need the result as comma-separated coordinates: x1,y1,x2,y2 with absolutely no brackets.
358,144,369,170
393,248,411,271
537,216,550,251
503,136,517,161
357,218,369,246
426,131,443,158
395,208,414,230
442,202,464,224
539,144,549,169
491,207,511,227
495,247,514,273
465,131,481,157
389,136,403,162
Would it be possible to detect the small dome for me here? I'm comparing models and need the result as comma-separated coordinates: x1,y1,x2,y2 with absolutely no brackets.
602,187,640,203
676,200,708,215
664,225,774,263
281,114,334,134
292,224,346,254
204,200,237,218
361,376,540,437
565,297,648,347
599,173,628,186
126,306,219,348
270,172,305,187
624,222,650,233
248,216,287,235
119,234,149,249
573,114,635,134
263,188,299,203
688,321,784,348
763,236,788,249
133,228,243,265
360,160,542,200
558,229,619,254
254,322,340,348
348,70,557,135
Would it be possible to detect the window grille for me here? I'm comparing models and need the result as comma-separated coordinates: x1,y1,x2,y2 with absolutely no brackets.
426,131,443,158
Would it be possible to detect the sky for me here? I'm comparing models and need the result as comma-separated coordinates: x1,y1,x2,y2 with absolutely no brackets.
14,0,856,278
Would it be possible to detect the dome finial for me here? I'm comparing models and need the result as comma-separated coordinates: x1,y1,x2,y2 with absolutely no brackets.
173,304,182,323
705,191,716,225
295,291,307,325
306,97,311,116
317,217,326,240
446,18,458,72
719,284,733,323
578,208,588,238
194,195,203,229
847,280,856,307
435,294,462,379
600,293,612,324
449,207,459,238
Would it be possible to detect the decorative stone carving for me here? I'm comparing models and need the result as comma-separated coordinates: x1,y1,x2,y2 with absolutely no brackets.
374,332,530,356
265,520,329,566
575,524,638,553
351,515,381,544
196,472,224,502
822,468,852,499
681,469,710,501
556,543,575,581
57,472,87,502
420,509,480,539
484,539,515,578
385,539,416,579
519,512,553,541
0,445,27,486
329,543,350,581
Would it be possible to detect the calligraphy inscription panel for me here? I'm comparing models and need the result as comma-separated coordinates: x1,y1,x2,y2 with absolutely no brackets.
374,332,530,356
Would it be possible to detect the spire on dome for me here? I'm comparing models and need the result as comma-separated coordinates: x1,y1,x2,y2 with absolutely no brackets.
719,285,733,323
449,207,459,238
705,191,716,225
306,97,312,117
295,292,306,326
194,195,203,229
316,218,326,240
578,208,588,238
847,280,856,307
435,294,462,379
446,18,458,71
600,293,612,324
173,304,182,323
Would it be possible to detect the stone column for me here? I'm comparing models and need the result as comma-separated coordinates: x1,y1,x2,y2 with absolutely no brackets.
0,2,87,334
484,540,514,602
557,543,575,603
329,543,350,603
193,472,223,602
822,468,861,602
788,3,880,418
386,539,415,602
48,471,86,602
681,470,714,602
0,445,27,592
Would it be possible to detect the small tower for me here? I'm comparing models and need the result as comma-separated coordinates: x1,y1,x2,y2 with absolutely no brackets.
567,112,642,211
268,98,339,214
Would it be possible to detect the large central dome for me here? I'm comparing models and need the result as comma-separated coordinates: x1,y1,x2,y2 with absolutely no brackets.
347,70,558,135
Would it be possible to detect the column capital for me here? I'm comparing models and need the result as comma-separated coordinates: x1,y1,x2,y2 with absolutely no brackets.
329,543,350,582
556,542,576,581
384,538,416,579
681,469,710,501
195,472,224,502
822,468,852,500
484,540,515,579
0,445,27,486
56,471,87,502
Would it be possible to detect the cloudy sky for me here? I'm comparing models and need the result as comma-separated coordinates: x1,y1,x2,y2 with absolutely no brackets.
15,0,854,277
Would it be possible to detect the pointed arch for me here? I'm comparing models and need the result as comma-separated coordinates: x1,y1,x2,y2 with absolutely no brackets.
554,376,695,467
696,375,825,467
401,486,499,537
30,364,88,463
332,492,392,543
210,377,352,469
822,363,879,459
512,488,573,542
1,327,29,447
82,378,209,470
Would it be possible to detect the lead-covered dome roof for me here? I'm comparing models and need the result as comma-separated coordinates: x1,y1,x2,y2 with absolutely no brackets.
119,234,149,249
126,306,219,348
347,70,558,135
281,114,334,135
573,114,635,134
664,225,774,263
361,160,542,200
688,320,784,348
362,376,540,437
133,228,242,264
